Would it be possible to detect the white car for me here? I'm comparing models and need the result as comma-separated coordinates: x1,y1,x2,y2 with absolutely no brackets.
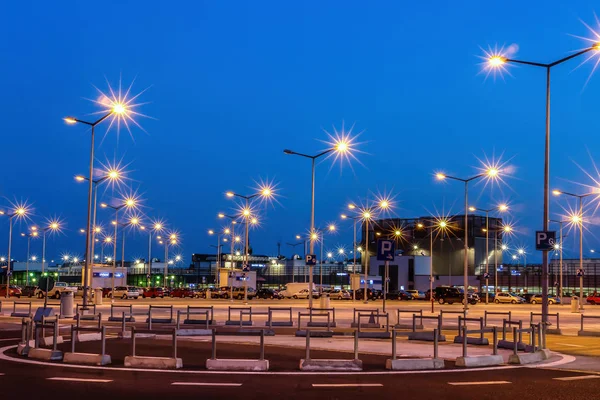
494,292,525,304
35,282,77,299
329,289,351,300
108,286,139,299
292,289,319,299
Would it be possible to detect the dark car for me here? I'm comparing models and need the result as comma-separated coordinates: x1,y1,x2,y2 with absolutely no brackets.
142,287,165,298
232,287,256,300
434,286,477,305
170,288,194,298
355,288,377,301
21,286,38,298
256,288,279,299
521,293,536,303
388,290,413,301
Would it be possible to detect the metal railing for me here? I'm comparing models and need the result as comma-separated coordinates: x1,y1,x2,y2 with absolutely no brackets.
396,309,423,329
147,305,174,329
130,327,178,358
226,306,253,326
266,307,293,328
298,311,333,330
74,312,102,329
413,314,442,333
357,312,389,333
392,328,439,360
457,316,485,340
484,310,511,327
440,310,466,328
459,326,499,358
511,323,542,356
210,328,265,361
70,325,107,357
307,308,336,327
579,315,600,334
180,306,214,325
34,315,59,350
502,319,524,342
110,304,134,322
305,329,359,361
76,303,95,320
11,301,32,318
352,308,381,327
176,309,210,329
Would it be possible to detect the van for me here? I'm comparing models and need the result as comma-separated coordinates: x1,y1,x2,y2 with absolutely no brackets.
279,283,314,299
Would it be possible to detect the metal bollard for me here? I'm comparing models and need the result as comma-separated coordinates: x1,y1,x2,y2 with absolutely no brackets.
53,320,58,351
479,317,484,340
492,326,498,356
433,328,439,359
531,326,536,352
305,329,311,361
512,327,518,356
538,322,543,350
131,327,136,356
121,312,126,336
518,320,523,343
176,310,181,330
259,329,265,361
172,328,177,359
148,307,153,330
211,329,217,360
392,329,397,360
354,329,359,360
462,326,467,358
101,326,106,357
412,314,416,332
71,325,76,353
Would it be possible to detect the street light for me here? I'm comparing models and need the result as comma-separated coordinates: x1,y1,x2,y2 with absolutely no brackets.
209,228,229,287
21,228,39,286
283,137,354,309
1,204,30,297
553,189,595,310
549,218,567,304
469,204,509,304
341,212,361,302
218,213,239,300
485,41,600,332
64,104,127,308
41,219,62,281
316,223,337,294
144,220,165,287
435,168,501,312
225,187,274,303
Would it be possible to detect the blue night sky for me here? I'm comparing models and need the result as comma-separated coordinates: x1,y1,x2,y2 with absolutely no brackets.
2,1,600,265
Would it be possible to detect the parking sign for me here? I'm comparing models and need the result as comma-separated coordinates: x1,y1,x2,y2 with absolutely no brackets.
305,254,317,265
535,231,556,251
376,239,395,261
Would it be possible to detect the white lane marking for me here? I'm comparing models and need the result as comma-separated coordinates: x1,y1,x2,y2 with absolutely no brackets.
555,343,584,348
448,381,511,386
172,382,242,386
553,375,600,381
312,383,383,387
47,377,112,383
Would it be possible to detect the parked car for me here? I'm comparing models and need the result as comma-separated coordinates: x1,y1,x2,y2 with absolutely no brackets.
433,286,462,305
20,286,37,298
142,287,165,298
494,292,525,304
520,293,536,303
354,288,378,301
108,286,140,299
530,294,560,305
388,290,413,301
170,288,194,298
230,287,256,300
35,281,76,299
406,290,425,300
256,288,280,299
329,289,352,300
586,293,600,305
292,289,319,299
0,285,22,298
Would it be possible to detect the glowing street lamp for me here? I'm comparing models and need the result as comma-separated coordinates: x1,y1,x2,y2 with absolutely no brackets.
284,133,358,309
21,228,39,286
435,168,501,312
209,228,229,286
41,219,62,277
484,40,600,330
549,219,567,303
316,223,337,293
341,212,362,302
553,189,594,310
64,103,128,309
469,203,509,304
1,203,30,297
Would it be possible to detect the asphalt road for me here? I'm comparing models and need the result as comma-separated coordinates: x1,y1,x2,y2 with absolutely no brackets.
0,329,599,399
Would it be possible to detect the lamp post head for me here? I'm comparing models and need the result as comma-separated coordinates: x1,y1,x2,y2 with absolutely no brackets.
468,206,476,212
498,204,509,212
552,189,562,196
64,117,77,124
218,213,225,218
208,230,214,235
226,192,235,198
435,173,446,181
112,103,126,115
283,149,293,155
488,55,506,67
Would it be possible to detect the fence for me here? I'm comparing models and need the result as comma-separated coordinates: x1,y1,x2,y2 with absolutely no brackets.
210,328,266,361
307,308,337,327
578,315,600,337
396,309,423,329
180,306,214,325
352,308,382,328
440,310,466,329
225,306,253,326
76,304,96,320
392,328,440,360
147,305,174,328
130,327,178,358
109,305,135,322
266,307,293,328
484,310,511,327
11,302,32,318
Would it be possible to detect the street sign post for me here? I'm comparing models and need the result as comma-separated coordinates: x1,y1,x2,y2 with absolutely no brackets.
376,240,395,313
535,231,556,251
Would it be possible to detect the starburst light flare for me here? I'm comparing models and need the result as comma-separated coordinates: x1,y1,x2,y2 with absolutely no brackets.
320,121,366,171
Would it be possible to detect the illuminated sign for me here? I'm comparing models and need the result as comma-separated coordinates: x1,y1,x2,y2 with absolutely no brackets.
93,272,112,278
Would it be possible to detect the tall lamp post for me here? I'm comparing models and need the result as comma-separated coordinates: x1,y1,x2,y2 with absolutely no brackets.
469,204,509,304
283,141,350,309
21,228,39,286
286,240,304,283
143,221,165,288
209,228,230,287
64,105,126,308
317,224,337,294
226,188,272,303
552,189,594,310
341,212,361,302
485,41,600,333
436,168,500,312
549,219,566,304
219,213,240,301
2,206,29,297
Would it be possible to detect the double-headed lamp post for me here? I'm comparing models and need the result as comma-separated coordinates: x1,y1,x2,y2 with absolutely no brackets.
436,168,500,312
486,42,600,333
65,104,126,308
226,188,272,303
2,206,28,297
553,189,594,310
468,204,509,304
219,213,240,301
41,220,61,277
209,228,230,287
318,224,336,294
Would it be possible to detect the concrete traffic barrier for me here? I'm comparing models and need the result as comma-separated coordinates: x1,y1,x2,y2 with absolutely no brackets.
508,349,551,365
176,329,212,336
125,356,182,369
300,359,362,371
206,359,269,371
455,355,504,367
386,358,444,370
28,348,63,361
64,352,111,366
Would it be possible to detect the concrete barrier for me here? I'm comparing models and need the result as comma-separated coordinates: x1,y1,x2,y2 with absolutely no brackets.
386,358,444,370
453,336,489,345
176,329,212,336
64,352,111,366
28,348,63,361
299,359,362,371
508,349,551,365
206,359,269,371
41,335,64,346
407,331,446,342
456,355,504,367
125,356,183,369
